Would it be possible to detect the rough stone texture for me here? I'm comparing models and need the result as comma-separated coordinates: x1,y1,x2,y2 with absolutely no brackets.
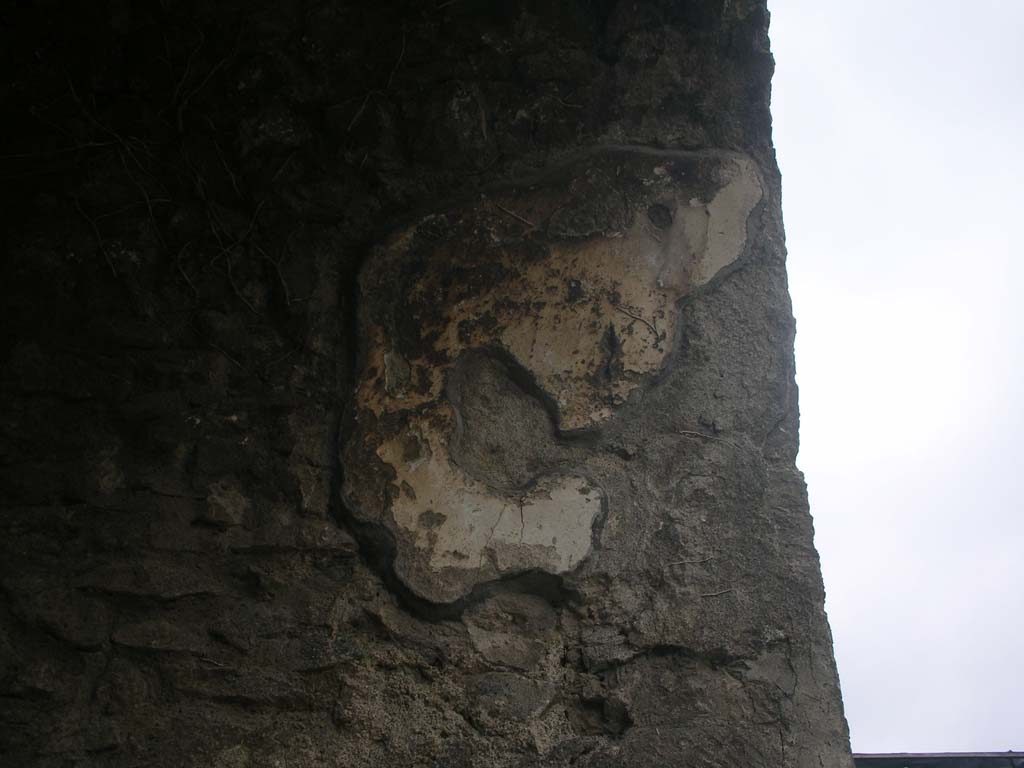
1,1,853,766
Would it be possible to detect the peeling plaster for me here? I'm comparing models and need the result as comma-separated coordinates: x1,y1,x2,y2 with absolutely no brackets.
344,149,764,603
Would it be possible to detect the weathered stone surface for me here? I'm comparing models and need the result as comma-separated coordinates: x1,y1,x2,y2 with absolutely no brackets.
0,1,853,766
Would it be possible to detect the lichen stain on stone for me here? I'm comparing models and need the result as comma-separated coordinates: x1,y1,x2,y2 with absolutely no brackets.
343,149,764,603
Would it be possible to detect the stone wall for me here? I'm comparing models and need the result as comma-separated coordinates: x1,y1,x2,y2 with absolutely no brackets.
0,1,853,765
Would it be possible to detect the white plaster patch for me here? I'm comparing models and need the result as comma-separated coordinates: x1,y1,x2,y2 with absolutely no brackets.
377,413,602,603
344,149,765,602
356,152,762,431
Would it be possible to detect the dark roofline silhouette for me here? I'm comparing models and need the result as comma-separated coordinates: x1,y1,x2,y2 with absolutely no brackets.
854,753,1024,768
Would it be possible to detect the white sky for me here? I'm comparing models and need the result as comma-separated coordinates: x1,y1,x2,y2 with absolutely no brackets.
769,0,1024,753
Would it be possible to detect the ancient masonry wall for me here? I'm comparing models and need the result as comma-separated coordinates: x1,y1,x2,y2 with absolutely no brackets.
0,2,854,766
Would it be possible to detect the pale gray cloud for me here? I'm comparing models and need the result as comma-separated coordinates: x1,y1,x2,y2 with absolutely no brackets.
769,0,1024,752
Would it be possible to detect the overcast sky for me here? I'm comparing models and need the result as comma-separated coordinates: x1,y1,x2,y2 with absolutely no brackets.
769,0,1023,753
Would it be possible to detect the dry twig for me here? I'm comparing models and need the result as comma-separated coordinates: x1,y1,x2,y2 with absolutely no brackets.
176,242,199,299
611,302,660,341
668,556,715,566
700,588,735,598
386,31,407,90
489,198,535,228
74,197,117,276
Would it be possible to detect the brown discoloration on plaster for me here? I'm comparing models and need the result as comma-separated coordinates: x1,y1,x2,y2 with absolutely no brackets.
343,149,764,603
